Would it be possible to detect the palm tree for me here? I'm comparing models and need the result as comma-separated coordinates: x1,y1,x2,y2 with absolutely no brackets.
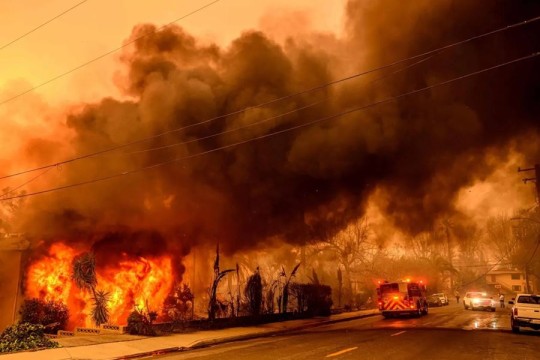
91,290,110,326
72,252,110,326
280,263,301,314
72,252,97,291
208,244,234,321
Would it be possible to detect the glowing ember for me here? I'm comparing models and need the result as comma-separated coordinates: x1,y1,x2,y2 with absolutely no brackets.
25,243,174,327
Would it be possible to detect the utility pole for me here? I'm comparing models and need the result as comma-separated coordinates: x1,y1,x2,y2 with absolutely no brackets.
441,219,454,290
517,164,540,292
518,163,540,203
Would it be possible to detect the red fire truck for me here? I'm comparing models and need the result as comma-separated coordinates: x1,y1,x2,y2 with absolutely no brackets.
377,280,428,318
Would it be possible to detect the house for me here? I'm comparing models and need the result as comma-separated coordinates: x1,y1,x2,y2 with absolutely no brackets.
0,233,29,330
485,269,536,295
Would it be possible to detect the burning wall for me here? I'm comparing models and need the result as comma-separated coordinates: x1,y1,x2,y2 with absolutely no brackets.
24,242,174,327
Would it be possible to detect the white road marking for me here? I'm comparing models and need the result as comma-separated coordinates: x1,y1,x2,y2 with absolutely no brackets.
390,331,407,336
326,347,358,357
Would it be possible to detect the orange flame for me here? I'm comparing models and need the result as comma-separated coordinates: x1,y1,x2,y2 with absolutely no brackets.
25,243,174,328
26,243,76,304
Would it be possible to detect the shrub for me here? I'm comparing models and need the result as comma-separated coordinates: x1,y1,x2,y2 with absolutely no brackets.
245,269,263,316
126,310,157,336
291,283,333,316
0,323,59,353
163,284,195,323
19,298,69,334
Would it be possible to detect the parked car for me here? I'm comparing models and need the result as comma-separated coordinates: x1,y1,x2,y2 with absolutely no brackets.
427,295,443,307
432,293,449,306
463,292,496,311
509,294,540,333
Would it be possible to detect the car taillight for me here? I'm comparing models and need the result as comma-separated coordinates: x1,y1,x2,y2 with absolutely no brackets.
514,308,518,316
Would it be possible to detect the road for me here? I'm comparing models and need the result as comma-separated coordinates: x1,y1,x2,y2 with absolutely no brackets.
153,303,540,360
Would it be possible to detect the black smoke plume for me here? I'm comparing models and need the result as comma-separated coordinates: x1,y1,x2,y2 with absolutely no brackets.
17,0,540,259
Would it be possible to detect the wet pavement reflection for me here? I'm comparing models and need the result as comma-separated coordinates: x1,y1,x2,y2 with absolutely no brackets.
350,303,513,331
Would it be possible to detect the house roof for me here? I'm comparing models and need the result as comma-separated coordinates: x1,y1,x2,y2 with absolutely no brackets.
486,269,522,275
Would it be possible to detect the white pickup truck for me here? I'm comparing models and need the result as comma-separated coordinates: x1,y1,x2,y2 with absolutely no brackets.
509,294,540,333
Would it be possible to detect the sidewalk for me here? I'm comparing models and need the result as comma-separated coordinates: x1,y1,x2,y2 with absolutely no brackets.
1,309,379,360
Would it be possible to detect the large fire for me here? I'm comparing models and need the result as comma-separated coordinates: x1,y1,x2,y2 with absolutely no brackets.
25,243,174,328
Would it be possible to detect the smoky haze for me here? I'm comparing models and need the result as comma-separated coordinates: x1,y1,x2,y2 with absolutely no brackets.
12,0,540,262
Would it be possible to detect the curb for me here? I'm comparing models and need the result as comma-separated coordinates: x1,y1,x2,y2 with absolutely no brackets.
112,311,380,360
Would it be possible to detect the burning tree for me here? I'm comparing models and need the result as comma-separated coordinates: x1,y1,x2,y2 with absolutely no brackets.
316,218,375,304
208,244,234,321
72,252,110,326
0,187,25,233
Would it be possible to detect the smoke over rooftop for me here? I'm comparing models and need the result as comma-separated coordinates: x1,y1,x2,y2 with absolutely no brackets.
6,0,540,259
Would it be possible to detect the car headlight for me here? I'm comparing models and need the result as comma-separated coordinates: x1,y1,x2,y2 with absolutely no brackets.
472,299,479,304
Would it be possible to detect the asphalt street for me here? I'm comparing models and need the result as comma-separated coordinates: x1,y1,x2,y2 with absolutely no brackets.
152,303,540,360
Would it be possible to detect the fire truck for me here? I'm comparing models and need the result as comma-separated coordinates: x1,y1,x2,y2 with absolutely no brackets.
377,280,428,318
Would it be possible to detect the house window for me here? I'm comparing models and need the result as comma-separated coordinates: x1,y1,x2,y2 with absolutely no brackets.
511,274,520,280
491,275,496,283
512,285,522,291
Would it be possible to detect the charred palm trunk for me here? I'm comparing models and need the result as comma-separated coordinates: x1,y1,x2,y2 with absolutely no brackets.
208,244,234,321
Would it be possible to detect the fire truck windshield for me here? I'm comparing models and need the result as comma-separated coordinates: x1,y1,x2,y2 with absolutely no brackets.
379,283,399,294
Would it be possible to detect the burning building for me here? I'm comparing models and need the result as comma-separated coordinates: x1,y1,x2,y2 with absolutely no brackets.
0,0,539,329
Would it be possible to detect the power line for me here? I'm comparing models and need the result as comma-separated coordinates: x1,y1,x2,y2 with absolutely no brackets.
0,0,89,51
0,168,53,200
457,263,513,268
1,51,538,202
128,54,436,156
127,101,322,155
460,218,535,287
0,0,223,107
1,47,433,200
0,54,432,180
0,14,539,181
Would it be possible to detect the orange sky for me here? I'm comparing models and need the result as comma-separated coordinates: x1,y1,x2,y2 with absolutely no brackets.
0,0,345,105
